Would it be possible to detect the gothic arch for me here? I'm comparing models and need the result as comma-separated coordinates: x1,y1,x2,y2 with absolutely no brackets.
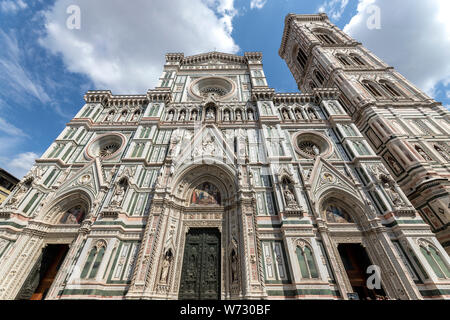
315,187,371,228
38,189,93,225
171,163,238,206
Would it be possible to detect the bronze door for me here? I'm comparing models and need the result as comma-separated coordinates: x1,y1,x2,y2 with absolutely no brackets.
179,228,221,300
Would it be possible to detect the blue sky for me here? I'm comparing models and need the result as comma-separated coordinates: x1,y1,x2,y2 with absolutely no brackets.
0,0,449,178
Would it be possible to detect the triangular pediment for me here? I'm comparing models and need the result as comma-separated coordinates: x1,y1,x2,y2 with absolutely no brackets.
54,158,106,198
172,125,237,169
308,157,359,201
182,51,247,66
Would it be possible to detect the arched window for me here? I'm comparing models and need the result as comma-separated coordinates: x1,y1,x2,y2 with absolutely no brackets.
379,80,402,97
419,243,450,279
316,33,337,45
296,242,319,279
342,124,356,136
309,81,317,90
337,55,352,66
408,248,429,280
415,145,432,161
296,46,308,70
314,70,325,85
350,54,366,66
353,141,370,156
362,81,383,98
81,241,107,279
433,145,450,161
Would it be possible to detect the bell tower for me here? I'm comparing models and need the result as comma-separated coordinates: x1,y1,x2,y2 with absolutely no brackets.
279,13,450,252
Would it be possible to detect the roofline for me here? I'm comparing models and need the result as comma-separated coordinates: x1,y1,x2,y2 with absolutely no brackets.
279,13,330,58
165,51,263,65
0,168,19,183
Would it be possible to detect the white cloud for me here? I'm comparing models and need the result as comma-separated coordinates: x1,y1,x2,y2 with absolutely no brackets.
0,118,36,178
7,152,39,178
343,0,450,96
0,30,51,105
0,117,28,137
39,0,240,94
446,91,450,99
250,0,267,10
0,0,27,13
318,0,349,20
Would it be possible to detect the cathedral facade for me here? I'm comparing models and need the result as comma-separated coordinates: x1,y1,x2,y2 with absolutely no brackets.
0,13,449,300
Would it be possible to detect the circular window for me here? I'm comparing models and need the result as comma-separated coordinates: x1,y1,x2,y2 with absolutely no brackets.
293,131,333,159
189,76,235,100
100,143,120,158
298,141,321,157
86,134,125,160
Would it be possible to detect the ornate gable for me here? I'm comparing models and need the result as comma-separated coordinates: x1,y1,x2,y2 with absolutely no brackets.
308,156,359,201
54,157,107,199
173,124,237,169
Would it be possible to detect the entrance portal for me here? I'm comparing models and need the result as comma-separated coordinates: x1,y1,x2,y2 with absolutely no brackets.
19,244,69,300
179,228,221,300
338,243,386,300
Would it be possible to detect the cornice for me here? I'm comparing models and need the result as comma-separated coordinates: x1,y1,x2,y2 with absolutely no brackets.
146,88,172,103
251,88,275,101
273,93,315,104
84,90,148,106
279,13,330,58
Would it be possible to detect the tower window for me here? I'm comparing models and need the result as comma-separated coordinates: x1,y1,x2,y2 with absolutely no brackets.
296,46,308,70
379,80,402,97
337,55,352,66
363,81,383,98
316,33,336,45
351,54,366,66
314,70,325,85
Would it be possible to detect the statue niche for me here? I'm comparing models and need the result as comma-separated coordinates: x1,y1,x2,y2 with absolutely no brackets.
159,249,173,284
110,177,128,208
190,182,221,206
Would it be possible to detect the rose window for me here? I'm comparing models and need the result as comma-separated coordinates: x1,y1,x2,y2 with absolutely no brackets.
189,76,235,100
293,131,333,159
298,141,321,157
199,87,227,97
86,134,124,160
100,143,120,158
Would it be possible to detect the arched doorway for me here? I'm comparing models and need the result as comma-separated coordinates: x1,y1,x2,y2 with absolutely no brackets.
178,228,221,300
16,192,91,300
319,195,388,300
163,163,246,299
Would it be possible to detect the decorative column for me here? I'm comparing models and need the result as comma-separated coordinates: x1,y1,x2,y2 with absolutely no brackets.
0,226,47,299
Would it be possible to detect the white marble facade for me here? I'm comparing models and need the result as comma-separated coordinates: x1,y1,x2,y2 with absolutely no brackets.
0,32,449,300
